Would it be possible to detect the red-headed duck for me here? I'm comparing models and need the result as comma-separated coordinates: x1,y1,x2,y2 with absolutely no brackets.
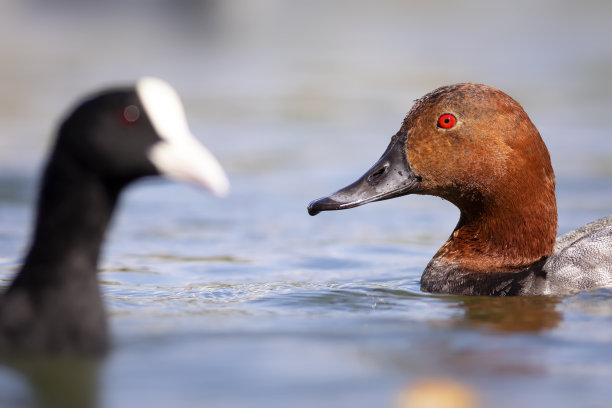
308,83,612,296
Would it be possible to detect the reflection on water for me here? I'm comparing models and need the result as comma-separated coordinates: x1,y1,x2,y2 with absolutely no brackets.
1,355,100,408
455,296,562,332
1,0,612,407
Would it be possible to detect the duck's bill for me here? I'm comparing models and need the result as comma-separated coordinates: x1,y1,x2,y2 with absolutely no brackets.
307,133,421,216
137,77,229,196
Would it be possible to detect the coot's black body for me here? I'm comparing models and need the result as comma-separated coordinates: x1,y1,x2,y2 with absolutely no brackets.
0,78,228,355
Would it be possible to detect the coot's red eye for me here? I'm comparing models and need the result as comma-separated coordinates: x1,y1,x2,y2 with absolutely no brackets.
437,113,456,129
118,105,140,125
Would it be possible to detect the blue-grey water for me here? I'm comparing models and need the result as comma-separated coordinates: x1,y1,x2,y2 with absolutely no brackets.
2,1,612,407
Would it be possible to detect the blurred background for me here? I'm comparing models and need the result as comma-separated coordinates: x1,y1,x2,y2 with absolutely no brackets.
1,0,612,407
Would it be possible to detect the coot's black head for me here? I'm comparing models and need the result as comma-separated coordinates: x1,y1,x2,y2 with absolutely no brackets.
55,77,229,194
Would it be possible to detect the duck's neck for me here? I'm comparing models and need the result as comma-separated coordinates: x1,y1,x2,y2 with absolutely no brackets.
441,200,556,270
421,186,557,294
15,149,121,287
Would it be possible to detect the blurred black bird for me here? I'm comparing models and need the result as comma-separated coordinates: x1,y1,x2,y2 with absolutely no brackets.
0,78,229,355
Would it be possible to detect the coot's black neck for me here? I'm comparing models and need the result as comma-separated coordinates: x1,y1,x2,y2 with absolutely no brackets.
11,146,121,290
0,142,124,354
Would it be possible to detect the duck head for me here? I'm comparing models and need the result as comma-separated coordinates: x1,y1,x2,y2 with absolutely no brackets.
308,83,557,274
56,77,229,195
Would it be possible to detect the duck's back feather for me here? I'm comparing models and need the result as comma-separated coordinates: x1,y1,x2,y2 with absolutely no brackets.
538,216,612,295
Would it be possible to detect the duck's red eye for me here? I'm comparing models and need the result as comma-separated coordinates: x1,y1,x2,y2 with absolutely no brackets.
437,113,456,129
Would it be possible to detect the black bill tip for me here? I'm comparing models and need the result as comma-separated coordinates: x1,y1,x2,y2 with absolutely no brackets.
307,193,380,216
307,197,339,216
307,203,321,216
